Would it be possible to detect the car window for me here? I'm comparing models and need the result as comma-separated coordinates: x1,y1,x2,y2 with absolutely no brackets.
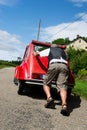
23,46,30,60
39,48,50,56
34,45,50,57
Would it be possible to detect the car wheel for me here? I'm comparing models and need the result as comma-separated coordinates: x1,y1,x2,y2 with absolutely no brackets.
18,80,25,95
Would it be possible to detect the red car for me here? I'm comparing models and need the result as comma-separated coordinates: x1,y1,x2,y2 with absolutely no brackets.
14,40,75,96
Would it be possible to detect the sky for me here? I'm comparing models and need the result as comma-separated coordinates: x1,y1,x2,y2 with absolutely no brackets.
0,0,87,61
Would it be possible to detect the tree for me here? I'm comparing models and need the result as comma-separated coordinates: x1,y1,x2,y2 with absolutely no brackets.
52,38,70,45
17,57,22,61
82,37,87,42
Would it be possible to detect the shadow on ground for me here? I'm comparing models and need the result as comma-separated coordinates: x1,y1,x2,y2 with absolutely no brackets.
20,85,81,115
67,93,81,115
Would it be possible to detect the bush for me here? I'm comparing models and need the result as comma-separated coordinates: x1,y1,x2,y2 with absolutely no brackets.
0,60,21,69
77,69,87,80
67,48,87,75
80,52,87,70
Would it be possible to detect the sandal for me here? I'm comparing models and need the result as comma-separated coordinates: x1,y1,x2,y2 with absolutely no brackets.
61,104,68,116
45,97,54,108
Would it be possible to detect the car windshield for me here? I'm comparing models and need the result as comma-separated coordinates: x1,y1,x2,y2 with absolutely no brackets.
34,45,50,56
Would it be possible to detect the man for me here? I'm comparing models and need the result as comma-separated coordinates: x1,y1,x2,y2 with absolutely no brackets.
43,44,69,116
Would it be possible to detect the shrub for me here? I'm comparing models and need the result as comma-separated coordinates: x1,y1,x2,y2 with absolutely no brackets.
67,48,87,75
77,69,87,80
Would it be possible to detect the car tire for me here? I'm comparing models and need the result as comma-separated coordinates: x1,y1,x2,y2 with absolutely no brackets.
18,80,25,95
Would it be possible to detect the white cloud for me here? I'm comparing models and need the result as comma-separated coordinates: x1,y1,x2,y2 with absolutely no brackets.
75,13,87,21
69,0,87,7
0,0,20,6
70,0,87,2
0,12,87,61
0,30,24,61
0,50,21,61
40,20,87,42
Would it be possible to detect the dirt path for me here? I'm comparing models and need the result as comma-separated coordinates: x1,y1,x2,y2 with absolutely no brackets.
0,67,87,130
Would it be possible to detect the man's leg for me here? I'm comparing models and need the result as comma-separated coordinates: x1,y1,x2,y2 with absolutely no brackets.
60,88,67,106
43,85,51,99
43,64,56,108
43,85,54,108
60,88,68,116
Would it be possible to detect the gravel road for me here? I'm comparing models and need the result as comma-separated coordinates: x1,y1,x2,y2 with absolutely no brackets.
0,67,87,130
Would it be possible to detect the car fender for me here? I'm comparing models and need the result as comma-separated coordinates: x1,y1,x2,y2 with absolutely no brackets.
14,62,28,80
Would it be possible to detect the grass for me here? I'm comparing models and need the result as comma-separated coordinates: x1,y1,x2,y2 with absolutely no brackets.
0,65,14,69
73,79,87,99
